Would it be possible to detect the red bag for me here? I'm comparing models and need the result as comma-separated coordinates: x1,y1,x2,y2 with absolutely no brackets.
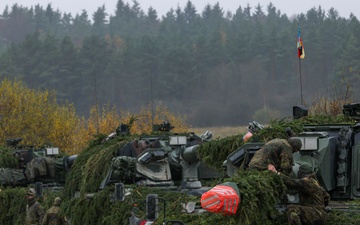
201,182,240,215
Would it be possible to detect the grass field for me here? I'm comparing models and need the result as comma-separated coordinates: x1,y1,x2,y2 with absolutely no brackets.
191,126,248,139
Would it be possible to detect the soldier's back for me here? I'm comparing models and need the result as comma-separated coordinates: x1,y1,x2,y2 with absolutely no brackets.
249,139,283,170
43,206,64,225
26,201,44,225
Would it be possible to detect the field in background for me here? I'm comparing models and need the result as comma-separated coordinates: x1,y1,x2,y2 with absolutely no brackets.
191,126,248,139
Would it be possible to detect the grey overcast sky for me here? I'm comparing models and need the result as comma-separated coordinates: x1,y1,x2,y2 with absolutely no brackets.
1,1,359,19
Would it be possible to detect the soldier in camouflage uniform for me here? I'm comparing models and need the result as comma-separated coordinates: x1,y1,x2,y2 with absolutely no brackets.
269,163,330,225
25,188,45,225
42,197,67,225
249,137,302,174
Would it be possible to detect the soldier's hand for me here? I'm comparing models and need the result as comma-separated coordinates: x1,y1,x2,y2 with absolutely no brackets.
268,164,277,172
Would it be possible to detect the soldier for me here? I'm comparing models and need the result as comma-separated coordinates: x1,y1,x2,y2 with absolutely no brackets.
25,188,45,225
42,197,67,225
248,137,302,174
268,163,330,225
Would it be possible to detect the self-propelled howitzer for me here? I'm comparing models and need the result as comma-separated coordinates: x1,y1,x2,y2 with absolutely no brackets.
0,138,77,189
224,103,360,201
293,105,360,200
99,123,220,190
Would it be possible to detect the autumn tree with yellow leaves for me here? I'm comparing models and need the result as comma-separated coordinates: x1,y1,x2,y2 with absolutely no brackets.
0,79,86,155
0,79,189,155
121,104,189,134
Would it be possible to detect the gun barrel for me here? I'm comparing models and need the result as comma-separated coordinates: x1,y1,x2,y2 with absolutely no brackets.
182,145,200,164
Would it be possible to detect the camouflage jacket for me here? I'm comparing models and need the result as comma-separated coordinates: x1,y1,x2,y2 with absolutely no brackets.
42,206,67,225
26,200,45,225
281,175,330,208
248,139,294,173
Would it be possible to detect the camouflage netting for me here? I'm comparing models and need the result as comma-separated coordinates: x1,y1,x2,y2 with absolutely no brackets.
0,146,18,168
197,115,353,169
175,170,288,225
327,205,360,225
0,187,27,224
197,135,245,169
60,170,288,225
63,135,133,197
1,114,359,224
1,185,360,225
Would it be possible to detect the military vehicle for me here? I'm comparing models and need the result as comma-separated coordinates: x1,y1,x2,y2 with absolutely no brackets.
224,103,360,202
90,104,360,224
0,138,77,189
99,122,219,190
4,103,360,224
65,122,216,225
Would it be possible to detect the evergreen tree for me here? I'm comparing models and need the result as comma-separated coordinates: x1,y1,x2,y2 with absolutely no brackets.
77,35,112,115
70,10,91,45
1,2,360,126
92,5,108,37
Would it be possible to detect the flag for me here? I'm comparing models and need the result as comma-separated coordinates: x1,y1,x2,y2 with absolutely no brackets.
297,24,305,59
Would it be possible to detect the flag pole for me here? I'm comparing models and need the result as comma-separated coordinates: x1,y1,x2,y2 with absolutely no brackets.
299,58,303,105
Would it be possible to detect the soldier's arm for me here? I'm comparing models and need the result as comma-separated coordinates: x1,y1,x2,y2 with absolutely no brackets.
323,189,330,206
37,205,45,224
279,148,294,174
61,216,68,225
42,213,48,225
279,174,309,191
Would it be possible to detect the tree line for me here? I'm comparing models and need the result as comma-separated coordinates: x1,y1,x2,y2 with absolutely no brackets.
0,79,189,153
0,0,359,127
